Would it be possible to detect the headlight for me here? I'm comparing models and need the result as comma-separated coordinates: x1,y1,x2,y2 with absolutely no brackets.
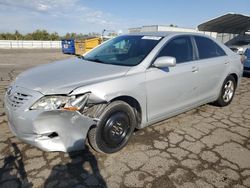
30,93,90,111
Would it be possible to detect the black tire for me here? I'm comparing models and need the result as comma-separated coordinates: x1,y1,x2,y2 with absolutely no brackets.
214,75,236,107
88,100,137,154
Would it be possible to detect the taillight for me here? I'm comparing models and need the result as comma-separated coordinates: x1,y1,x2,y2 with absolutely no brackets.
241,55,246,64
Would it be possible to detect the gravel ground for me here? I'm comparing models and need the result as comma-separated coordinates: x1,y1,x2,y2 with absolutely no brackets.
0,49,250,188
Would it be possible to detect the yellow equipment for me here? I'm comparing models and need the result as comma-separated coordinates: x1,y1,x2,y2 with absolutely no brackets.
75,37,101,56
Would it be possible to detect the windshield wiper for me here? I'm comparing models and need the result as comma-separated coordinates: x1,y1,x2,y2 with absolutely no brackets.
85,58,106,64
78,56,85,60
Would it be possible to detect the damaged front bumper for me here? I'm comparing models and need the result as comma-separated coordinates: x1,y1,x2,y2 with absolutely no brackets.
4,86,96,152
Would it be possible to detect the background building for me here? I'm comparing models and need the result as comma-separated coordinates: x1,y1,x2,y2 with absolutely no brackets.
128,25,218,38
128,13,250,48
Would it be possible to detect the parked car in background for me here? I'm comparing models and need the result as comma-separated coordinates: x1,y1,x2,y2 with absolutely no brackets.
243,48,250,74
4,32,243,154
228,40,250,55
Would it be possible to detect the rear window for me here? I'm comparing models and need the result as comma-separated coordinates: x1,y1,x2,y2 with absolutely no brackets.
195,36,226,59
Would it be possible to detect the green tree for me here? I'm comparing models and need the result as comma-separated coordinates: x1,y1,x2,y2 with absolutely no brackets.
0,30,102,40
63,32,77,39
50,32,60,40
23,33,33,40
33,30,50,40
1,33,14,40
14,30,23,40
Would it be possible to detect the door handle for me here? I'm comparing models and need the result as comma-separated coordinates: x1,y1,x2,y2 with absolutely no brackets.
191,66,199,73
224,61,230,65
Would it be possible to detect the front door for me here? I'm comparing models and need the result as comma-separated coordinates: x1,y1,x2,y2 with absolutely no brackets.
146,36,199,122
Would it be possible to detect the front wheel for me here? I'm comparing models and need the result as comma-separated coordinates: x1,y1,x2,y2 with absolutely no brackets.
214,75,236,107
88,100,136,154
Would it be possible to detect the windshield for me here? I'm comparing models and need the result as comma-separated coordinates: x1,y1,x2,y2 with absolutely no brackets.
84,35,162,66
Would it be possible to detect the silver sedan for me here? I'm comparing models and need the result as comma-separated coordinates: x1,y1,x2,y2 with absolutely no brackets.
4,32,243,153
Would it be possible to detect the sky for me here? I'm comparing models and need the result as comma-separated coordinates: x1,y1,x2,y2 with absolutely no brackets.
0,0,249,35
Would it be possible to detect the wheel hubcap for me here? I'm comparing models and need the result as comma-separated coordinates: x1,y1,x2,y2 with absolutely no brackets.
223,80,234,103
103,112,130,147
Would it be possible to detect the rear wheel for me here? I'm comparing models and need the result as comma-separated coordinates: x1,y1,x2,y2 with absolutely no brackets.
88,100,136,154
214,75,236,107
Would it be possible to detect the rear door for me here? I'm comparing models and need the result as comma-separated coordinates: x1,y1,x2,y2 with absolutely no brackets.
146,36,200,121
193,36,230,101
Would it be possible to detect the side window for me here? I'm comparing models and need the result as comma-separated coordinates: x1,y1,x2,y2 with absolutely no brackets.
158,36,193,63
195,36,226,59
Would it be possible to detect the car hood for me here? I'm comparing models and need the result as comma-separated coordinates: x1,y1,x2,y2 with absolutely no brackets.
15,57,131,94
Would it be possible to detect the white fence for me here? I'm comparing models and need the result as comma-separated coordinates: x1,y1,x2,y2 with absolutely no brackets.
0,40,62,49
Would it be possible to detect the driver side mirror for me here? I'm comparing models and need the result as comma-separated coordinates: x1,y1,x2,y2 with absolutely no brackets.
153,56,176,68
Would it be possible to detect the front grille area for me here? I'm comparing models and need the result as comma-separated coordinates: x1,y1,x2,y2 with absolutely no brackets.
7,92,32,109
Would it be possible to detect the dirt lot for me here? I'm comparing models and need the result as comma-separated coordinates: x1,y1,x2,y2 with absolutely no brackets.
0,49,250,188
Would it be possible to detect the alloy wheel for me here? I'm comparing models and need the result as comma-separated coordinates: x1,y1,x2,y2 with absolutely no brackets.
223,80,234,103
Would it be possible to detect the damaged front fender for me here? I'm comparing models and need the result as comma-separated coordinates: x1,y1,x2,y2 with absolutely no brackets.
32,110,96,152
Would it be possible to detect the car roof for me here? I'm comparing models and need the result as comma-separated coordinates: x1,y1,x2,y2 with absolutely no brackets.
127,31,210,38
127,32,173,37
